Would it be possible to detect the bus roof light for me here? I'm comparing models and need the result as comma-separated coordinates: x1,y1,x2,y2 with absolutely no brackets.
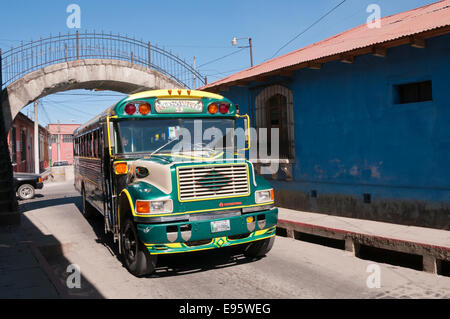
125,103,136,115
208,103,218,114
168,89,172,95
139,103,150,115
178,89,182,95
219,103,230,114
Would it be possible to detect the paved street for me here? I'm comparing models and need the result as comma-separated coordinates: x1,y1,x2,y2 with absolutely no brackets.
17,180,450,299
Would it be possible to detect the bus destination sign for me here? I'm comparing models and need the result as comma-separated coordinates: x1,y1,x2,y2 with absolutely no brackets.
155,99,203,113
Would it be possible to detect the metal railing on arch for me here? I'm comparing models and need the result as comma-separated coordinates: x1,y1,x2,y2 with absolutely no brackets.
0,31,206,90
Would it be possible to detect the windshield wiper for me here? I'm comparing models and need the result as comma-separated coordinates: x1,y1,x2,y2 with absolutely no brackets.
209,130,236,151
150,135,181,156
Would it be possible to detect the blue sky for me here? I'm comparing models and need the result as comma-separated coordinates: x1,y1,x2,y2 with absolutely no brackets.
0,0,438,126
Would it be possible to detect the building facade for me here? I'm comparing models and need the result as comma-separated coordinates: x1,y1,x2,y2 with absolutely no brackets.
202,1,450,229
47,123,80,165
7,112,50,173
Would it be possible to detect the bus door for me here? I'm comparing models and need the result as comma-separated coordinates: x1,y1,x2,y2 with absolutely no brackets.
103,121,117,235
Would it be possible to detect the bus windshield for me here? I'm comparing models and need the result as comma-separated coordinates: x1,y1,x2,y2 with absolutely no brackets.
114,118,236,155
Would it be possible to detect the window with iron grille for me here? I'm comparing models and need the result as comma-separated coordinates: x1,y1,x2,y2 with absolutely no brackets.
394,80,432,104
21,129,26,162
254,84,295,160
63,134,73,143
50,134,58,144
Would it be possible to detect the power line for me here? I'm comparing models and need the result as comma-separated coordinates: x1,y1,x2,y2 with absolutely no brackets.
52,92,126,97
45,97,121,104
43,105,91,122
205,67,248,78
269,0,347,59
161,44,238,49
198,48,246,68
43,100,97,117
39,101,52,125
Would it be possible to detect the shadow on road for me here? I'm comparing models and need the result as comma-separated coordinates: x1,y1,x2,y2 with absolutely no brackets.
8,199,105,298
19,196,82,213
83,207,262,279
20,189,264,281
151,248,264,278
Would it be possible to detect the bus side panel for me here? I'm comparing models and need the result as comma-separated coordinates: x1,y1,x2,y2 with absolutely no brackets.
79,157,104,215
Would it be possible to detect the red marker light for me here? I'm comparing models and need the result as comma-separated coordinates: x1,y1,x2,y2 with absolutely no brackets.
178,89,182,95
125,103,136,115
219,103,230,114
168,89,172,95
187,90,191,96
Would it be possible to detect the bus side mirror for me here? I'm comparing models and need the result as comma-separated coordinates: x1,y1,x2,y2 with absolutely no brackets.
107,118,115,156
237,114,250,151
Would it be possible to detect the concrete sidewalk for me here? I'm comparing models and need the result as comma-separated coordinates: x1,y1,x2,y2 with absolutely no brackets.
277,207,450,274
0,216,70,299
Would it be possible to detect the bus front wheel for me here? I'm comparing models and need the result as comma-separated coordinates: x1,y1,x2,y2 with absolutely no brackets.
121,218,157,277
243,237,275,258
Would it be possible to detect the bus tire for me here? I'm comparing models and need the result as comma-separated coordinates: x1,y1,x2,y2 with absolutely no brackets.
121,218,157,277
243,237,275,258
81,186,95,219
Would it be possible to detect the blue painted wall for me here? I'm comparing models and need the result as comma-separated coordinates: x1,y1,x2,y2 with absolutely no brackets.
218,33,450,204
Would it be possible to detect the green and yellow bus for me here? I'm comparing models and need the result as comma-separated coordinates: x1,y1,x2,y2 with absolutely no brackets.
73,89,277,276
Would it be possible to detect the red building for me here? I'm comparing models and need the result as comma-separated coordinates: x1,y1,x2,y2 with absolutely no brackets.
47,123,80,165
8,112,50,173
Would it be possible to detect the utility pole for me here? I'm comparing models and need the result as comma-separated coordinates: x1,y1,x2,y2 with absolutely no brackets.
232,37,254,67
34,100,39,174
249,38,254,67
57,120,61,162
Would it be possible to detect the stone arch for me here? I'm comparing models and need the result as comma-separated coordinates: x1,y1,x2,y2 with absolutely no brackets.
1,59,183,131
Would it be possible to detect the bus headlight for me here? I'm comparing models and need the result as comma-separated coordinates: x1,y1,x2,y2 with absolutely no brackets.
255,189,274,204
136,199,173,215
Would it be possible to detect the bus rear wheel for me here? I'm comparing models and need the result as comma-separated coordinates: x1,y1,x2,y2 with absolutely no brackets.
121,218,157,277
243,237,275,258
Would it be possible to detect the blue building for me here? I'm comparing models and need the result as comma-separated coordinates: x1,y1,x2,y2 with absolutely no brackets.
202,1,450,229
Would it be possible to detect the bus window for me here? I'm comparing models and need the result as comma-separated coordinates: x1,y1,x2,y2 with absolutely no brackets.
81,136,84,157
113,118,236,155
89,133,93,157
94,130,98,158
121,127,133,153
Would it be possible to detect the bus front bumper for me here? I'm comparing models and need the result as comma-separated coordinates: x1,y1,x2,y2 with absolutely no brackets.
136,208,278,255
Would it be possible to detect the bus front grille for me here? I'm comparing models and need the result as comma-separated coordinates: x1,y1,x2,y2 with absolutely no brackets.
177,164,250,201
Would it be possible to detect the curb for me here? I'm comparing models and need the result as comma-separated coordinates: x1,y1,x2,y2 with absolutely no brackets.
29,242,72,299
277,218,449,275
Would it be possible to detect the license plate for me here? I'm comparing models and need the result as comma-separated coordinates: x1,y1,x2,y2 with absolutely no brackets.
211,220,230,233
